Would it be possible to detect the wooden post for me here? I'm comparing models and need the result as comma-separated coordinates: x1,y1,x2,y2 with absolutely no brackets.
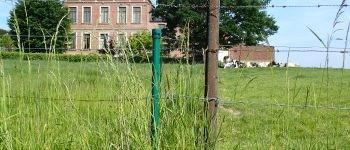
204,0,219,148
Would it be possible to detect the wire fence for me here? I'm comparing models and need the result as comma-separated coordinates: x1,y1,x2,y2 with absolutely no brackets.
0,1,349,111
156,4,349,9
1,0,348,8
1,34,349,53
3,95,350,111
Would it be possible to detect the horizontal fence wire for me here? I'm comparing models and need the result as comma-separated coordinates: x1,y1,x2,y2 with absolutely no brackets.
2,95,350,111
218,48,349,53
180,95,350,111
1,43,349,54
2,48,347,53
3,95,152,102
220,45,350,50
1,0,348,9
0,34,136,38
220,100,350,111
1,34,349,53
156,4,349,8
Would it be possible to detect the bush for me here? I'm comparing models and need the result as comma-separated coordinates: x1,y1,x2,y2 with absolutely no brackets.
0,51,110,62
0,51,204,64
0,34,14,50
129,31,152,54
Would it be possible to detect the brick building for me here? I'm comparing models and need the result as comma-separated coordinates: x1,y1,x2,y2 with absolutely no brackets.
64,0,165,50
227,45,275,62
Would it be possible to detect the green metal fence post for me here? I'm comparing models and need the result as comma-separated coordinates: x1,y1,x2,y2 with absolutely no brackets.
151,28,161,149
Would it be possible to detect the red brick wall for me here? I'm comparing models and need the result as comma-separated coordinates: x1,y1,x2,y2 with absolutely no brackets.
64,0,162,50
228,45,275,62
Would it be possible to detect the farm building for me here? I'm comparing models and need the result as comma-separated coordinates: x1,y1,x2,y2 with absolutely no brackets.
219,45,275,63
64,0,165,51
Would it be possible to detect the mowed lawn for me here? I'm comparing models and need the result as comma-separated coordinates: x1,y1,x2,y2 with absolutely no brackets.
0,58,349,149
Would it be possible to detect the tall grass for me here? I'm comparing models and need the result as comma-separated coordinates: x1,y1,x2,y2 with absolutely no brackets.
2,5,210,148
308,0,349,101
0,56,209,149
2,1,350,149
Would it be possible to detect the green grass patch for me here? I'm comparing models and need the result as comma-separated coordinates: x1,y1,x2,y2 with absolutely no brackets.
0,58,349,149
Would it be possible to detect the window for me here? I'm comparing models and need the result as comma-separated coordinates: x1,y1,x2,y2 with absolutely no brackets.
159,24,166,29
83,33,90,50
83,7,91,24
100,7,109,23
69,7,77,24
118,7,127,24
117,33,126,47
99,33,109,49
69,33,76,49
132,7,141,23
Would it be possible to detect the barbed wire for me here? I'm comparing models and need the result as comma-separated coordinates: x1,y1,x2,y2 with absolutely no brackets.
1,48,349,54
1,0,348,9
220,45,350,50
0,34,127,38
180,95,350,111
156,4,349,9
1,94,350,111
1,48,348,53
219,48,349,53
1,34,349,52
3,95,151,102
220,100,350,111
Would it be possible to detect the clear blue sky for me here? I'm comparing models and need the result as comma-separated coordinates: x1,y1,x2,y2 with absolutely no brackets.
1,0,349,68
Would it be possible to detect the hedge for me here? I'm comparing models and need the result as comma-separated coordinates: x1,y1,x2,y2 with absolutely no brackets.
0,51,204,64
0,51,109,62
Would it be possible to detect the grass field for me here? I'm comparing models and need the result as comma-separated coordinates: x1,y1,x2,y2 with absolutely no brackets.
0,58,349,149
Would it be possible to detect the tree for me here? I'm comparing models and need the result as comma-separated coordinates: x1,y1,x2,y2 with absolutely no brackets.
0,29,14,50
153,0,278,48
0,29,8,36
8,0,71,53
129,31,153,53
0,34,15,50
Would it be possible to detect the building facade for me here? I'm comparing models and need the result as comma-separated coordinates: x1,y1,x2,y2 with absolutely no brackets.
64,0,165,50
228,45,275,62
218,44,275,63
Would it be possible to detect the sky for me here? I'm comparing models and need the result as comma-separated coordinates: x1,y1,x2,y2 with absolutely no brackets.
0,0,349,68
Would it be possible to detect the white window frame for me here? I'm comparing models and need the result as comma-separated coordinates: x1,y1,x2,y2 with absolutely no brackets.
132,6,142,24
116,32,127,47
82,33,91,50
69,32,77,49
99,32,109,49
117,6,128,24
69,6,78,24
100,6,110,23
82,6,92,24
130,32,137,36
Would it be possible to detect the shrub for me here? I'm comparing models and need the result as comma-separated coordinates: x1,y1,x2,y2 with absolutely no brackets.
0,51,204,64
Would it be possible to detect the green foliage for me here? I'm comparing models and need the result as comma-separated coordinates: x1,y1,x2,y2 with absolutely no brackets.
0,34,15,50
0,51,202,63
129,31,153,53
0,29,8,36
0,59,206,149
0,59,350,149
218,61,225,68
220,0,279,45
0,51,109,62
8,0,71,53
153,0,278,48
